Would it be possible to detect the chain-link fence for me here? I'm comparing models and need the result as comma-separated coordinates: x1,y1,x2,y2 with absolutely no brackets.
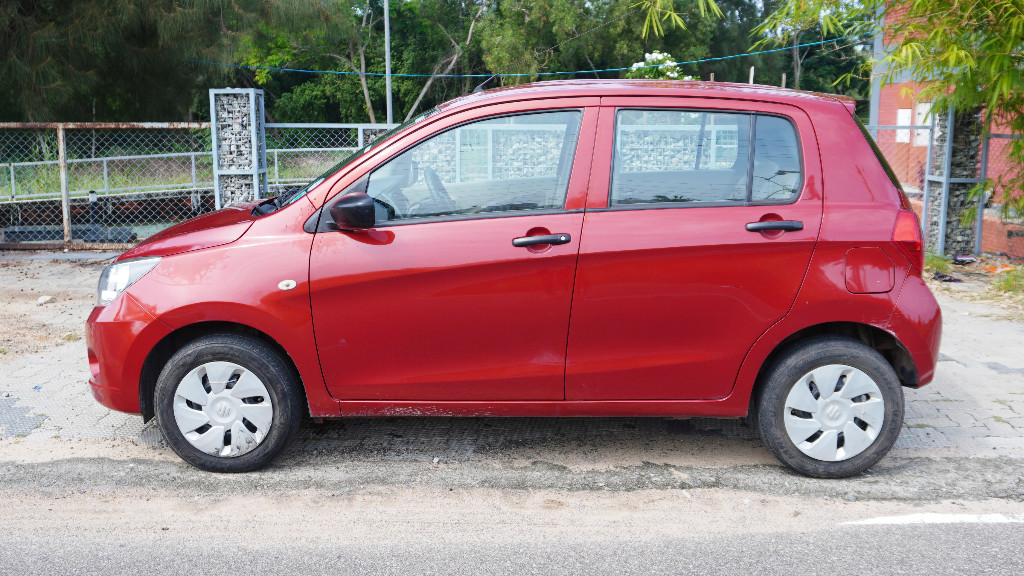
1,123,213,244
866,123,934,197
0,122,392,246
978,134,1024,259
2,116,1017,254
265,123,395,194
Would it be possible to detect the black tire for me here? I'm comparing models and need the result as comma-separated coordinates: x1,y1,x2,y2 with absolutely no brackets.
154,333,303,472
756,336,904,478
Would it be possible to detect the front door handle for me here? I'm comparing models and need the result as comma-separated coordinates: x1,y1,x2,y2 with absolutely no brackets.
512,233,572,247
746,220,804,232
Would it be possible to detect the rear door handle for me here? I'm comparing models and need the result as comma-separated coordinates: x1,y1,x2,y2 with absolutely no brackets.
512,233,571,247
745,220,804,232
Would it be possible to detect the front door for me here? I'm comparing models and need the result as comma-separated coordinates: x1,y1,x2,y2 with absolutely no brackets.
310,109,592,401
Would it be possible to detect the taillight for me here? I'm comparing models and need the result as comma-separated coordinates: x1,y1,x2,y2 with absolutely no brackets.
893,210,924,271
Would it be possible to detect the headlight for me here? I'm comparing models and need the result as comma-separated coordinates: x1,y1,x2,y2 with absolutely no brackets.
97,257,161,305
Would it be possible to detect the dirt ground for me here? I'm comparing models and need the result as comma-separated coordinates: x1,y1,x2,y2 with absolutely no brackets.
925,253,1024,319
0,257,109,364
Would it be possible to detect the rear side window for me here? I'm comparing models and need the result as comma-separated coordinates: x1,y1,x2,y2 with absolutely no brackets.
610,109,803,206
611,110,751,205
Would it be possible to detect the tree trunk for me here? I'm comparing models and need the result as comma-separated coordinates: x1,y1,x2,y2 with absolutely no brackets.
927,108,982,255
403,1,489,120
405,52,459,121
358,44,377,124
791,35,801,89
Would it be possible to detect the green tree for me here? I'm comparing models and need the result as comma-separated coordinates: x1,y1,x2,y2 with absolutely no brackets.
0,1,264,121
240,1,493,123
475,0,717,86
758,0,1024,252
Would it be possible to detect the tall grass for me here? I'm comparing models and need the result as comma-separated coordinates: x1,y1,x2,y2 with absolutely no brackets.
925,252,951,274
993,268,1023,294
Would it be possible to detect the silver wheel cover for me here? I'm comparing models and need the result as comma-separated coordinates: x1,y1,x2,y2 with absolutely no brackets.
783,364,885,462
172,361,274,458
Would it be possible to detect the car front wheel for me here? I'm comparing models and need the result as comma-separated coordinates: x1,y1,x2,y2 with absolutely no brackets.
756,336,905,478
154,333,302,472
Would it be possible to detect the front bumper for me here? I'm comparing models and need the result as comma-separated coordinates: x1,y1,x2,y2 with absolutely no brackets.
85,292,172,414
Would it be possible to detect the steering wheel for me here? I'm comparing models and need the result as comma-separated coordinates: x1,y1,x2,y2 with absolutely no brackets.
422,167,456,212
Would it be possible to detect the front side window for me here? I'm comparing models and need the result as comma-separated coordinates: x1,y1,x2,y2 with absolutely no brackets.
366,110,582,222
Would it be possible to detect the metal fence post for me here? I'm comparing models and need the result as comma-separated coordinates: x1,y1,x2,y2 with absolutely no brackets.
922,114,935,238
454,129,461,183
210,91,221,210
974,134,991,255
8,163,15,199
487,128,494,180
57,124,70,243
937,107,956,255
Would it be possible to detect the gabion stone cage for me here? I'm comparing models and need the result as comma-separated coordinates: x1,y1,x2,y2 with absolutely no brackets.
210,89,268,208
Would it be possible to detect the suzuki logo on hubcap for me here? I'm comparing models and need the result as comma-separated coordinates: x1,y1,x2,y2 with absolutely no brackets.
824,403,843,423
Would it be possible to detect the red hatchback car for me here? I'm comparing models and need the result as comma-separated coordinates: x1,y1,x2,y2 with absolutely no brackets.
86,80,941,477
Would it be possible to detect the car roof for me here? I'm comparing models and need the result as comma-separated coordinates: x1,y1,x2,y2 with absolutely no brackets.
438,79,856,115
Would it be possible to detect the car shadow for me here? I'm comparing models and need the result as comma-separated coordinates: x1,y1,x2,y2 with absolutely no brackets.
280,416,765,469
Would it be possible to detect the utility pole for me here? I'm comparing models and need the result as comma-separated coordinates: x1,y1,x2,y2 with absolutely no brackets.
384,0,393,124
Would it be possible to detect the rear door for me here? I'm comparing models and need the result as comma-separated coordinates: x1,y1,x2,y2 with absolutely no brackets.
566,99,823,400
310,103,598,401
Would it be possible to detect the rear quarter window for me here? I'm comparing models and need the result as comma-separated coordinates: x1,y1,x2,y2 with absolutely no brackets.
751,115,802,202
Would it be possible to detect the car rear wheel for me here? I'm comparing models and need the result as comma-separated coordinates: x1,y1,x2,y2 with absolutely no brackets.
756,336,904,478
154,334,302,472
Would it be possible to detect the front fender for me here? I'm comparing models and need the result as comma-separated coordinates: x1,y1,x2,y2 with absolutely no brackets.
122,203,338,417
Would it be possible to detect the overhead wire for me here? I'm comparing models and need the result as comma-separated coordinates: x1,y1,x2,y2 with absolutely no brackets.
187,35,862,80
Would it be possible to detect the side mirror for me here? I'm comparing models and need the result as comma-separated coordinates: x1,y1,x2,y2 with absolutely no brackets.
329,192,375,230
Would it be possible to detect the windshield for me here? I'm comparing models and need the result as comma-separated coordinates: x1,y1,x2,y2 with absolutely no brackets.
277,107,441,207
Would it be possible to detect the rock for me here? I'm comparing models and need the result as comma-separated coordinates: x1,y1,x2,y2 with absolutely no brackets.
844,492,858,502
36,295,54,306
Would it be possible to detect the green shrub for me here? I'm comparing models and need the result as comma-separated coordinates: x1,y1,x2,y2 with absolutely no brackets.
925,252,950,274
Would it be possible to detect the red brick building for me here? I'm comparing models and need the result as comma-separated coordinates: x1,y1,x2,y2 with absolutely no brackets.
870,5,1022,258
